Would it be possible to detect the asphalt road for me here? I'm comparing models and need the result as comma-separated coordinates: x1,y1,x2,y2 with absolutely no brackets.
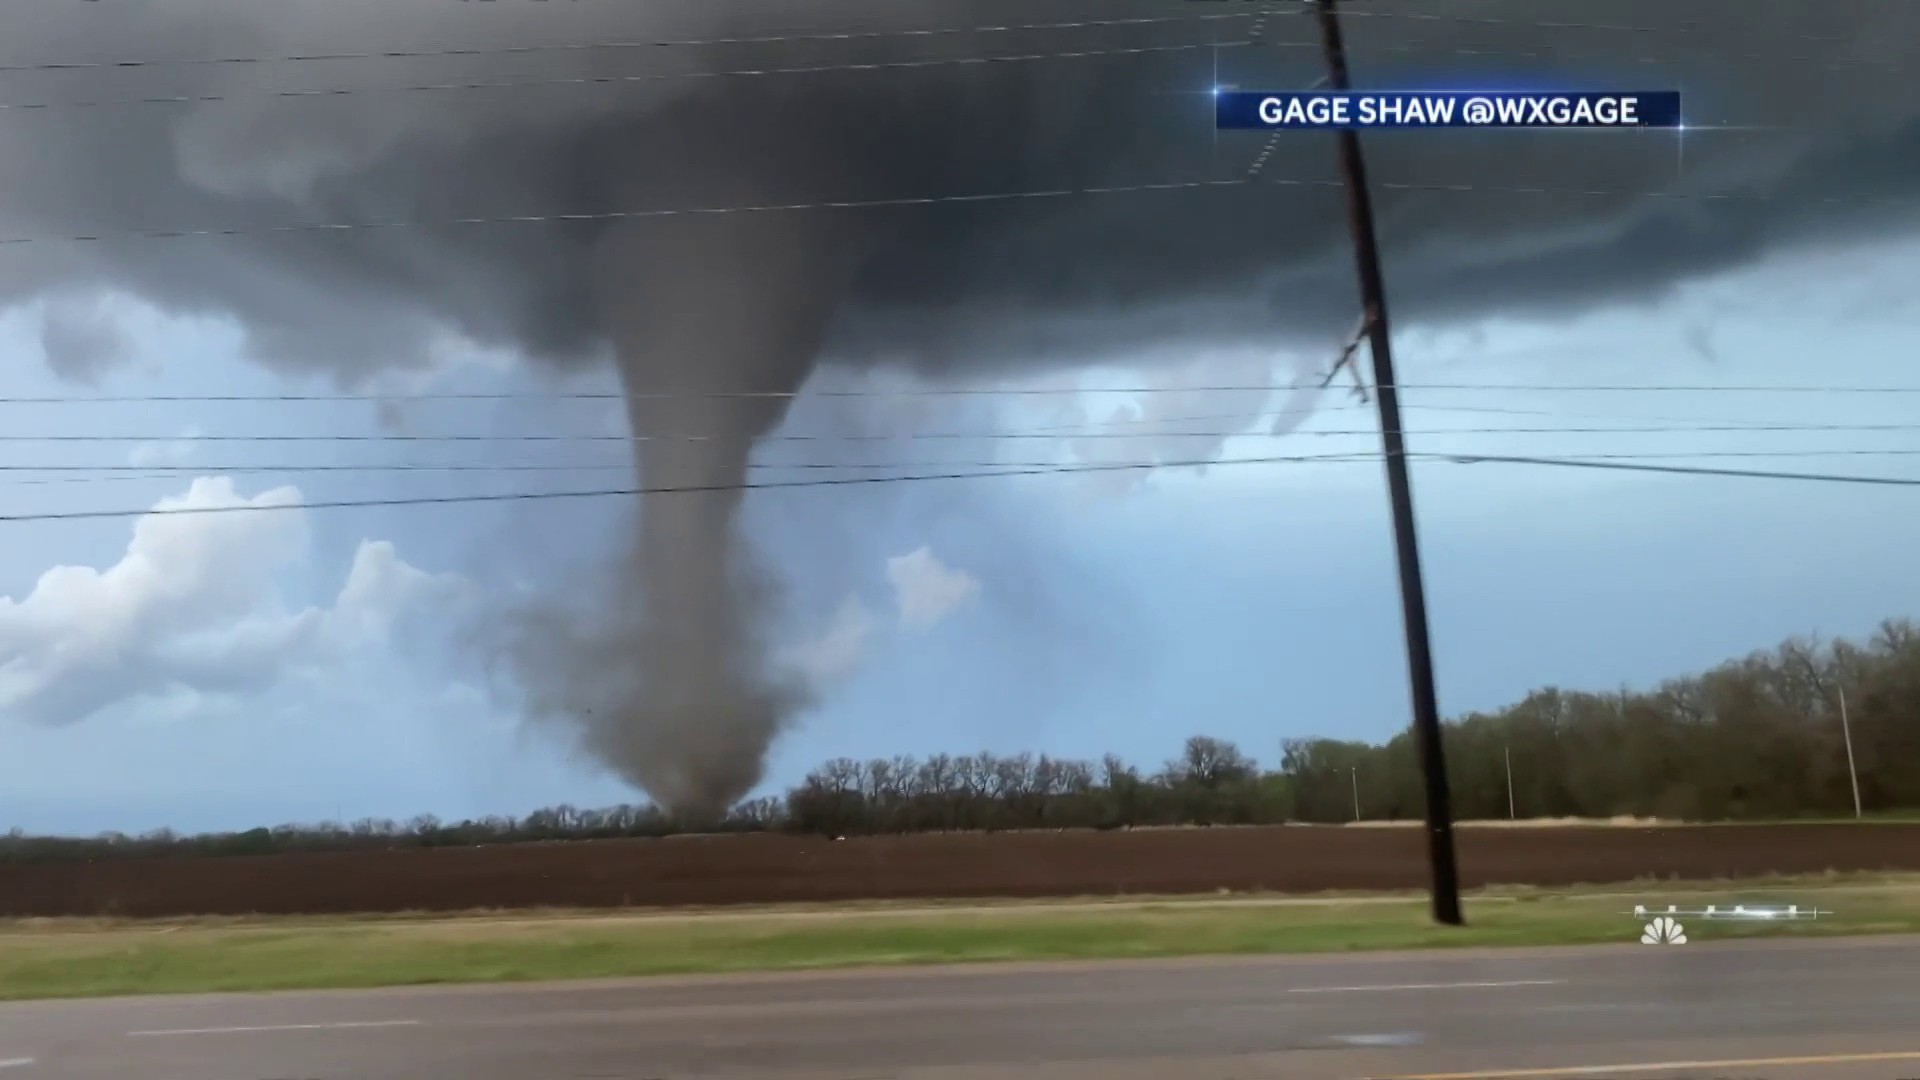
2,936,1918,1079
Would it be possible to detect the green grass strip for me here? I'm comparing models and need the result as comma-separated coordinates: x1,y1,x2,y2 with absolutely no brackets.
3,881,1916,1001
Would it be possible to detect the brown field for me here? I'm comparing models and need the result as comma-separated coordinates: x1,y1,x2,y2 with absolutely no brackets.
5,823,1919,919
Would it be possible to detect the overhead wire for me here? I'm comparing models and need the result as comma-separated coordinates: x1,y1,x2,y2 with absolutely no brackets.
4,420,1920,444
0,177,1255,246
0,4,1893,89
0,453,1367,523
1309,4,1858,46
0,12,1267,75
4,2,1885,79
15,400,1916,487
0,455,1367,486
1358,177,1909,209
5,35,1897,113
12,446,1920,489
0,7,1912,512
3,172,1910,248
20,398,1916,487
1436,454,1920,488
0,0,1899,246
5,383,1920,404
4,451,1918,524
0,13,1904,243
1389,382,1920,395
0,39,1260,112
992,400,1858,434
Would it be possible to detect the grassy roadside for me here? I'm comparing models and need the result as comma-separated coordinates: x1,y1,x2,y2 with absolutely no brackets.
3,878,1917,1002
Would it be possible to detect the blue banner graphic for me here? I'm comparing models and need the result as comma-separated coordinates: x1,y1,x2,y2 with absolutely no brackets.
1215,91,1683,130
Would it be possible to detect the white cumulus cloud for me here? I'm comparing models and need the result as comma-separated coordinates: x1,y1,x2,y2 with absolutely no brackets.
0,477,470,727
886,547,980,631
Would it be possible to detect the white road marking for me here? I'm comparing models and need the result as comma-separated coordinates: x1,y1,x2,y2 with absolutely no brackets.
0,1059,34,1069
1288,979,1563,994
1332,1032,1426,1047
1522,1001,1660,1014
128,1020,420,1037
1384,1049,1920,1079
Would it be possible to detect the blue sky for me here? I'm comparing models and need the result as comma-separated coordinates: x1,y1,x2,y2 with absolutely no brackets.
3,232,1918,836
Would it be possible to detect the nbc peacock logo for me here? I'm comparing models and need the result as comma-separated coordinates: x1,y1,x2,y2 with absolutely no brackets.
1640,916,1688,945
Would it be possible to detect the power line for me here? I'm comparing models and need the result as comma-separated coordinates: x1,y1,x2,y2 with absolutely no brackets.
41,404,1378,441
1258,7,1913,75
1403,401,1917,429
0,39,1254,112
13,446,1920,485
0,7,1890,88
7,383,1920,404
0,455,1316,488
1435,447,1920,463
0,452,1366,524
1315,4,1862,44
1035,401,1914,433
26,402,1907,474
7,421,1920,444
0,12,1263,75
4,450,1914,525
24,400,1910,480
0,177,1253,247
4,173,1906,248
7,35,1895,113
1436,453,1920,488
1344,41,1905,75
1361,177,1912,211
0,456,1276,478
1394,383,1920,394
0,453,1370,486
5,4,1884,82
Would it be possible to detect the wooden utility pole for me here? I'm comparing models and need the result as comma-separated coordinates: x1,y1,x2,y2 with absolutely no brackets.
1313,0,1463,925
1839,686,1863,820
1505,744,1517,820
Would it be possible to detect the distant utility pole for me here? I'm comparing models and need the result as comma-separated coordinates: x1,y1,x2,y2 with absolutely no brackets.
1505,745,1517,821
1352,766,1361,821
1838,686,1863,820
1313,0,1464,926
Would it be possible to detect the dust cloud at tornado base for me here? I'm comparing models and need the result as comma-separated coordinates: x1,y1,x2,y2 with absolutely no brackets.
5,1,1920,810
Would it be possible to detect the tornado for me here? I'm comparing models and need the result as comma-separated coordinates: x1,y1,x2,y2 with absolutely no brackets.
5,1,1920,813
517,213,872,815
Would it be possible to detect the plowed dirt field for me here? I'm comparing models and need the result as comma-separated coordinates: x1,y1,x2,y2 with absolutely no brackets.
5,823,1917,918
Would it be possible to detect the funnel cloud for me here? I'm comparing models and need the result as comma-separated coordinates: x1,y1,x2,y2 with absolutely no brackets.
515,213,874,815
5,0,1920,810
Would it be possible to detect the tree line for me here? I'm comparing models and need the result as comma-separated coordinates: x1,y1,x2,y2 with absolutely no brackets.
4,619,1916,863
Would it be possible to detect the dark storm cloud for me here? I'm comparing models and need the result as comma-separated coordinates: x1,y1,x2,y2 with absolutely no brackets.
36,292,132,383
4,0,1917,810
5,0,1916,372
